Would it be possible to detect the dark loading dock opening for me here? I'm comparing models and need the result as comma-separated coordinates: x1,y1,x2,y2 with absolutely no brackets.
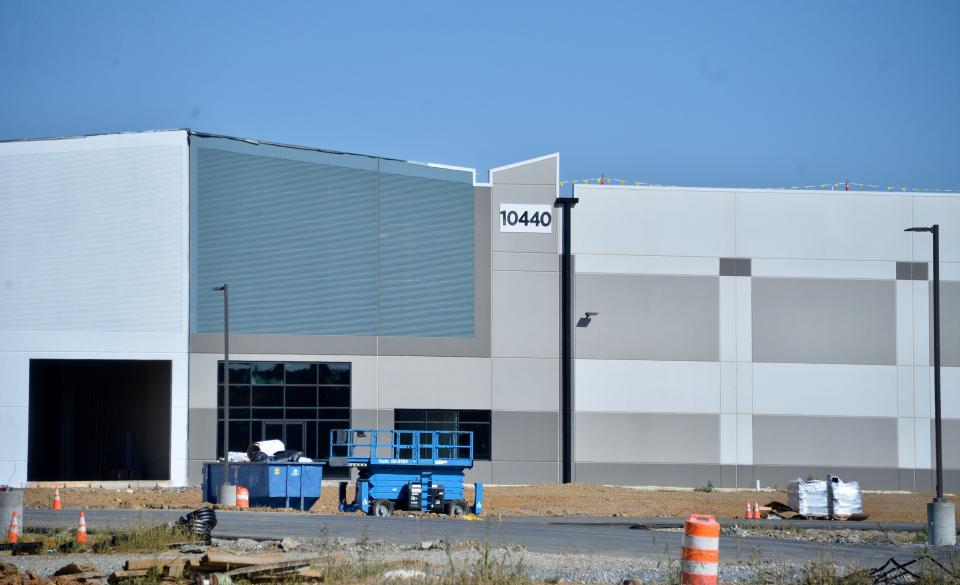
28,359,171,482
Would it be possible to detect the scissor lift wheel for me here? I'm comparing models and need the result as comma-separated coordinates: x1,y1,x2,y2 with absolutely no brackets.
370,500,394,517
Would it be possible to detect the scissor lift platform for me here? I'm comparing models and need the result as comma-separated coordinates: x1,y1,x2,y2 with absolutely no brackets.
330,429,483,517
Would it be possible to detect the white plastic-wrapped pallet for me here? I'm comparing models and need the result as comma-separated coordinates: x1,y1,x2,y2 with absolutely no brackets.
787,478,829,516
828,476,863,516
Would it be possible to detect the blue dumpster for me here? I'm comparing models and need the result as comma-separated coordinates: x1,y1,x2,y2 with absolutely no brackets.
203,462,324,510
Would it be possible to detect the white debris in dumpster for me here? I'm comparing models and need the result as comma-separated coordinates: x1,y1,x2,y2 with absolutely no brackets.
248,439,285,456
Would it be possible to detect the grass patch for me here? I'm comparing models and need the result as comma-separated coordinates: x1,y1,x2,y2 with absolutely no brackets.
21,522,206,554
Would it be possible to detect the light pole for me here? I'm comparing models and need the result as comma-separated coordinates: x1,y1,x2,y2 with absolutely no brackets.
904,225,955,546
213,284,236,506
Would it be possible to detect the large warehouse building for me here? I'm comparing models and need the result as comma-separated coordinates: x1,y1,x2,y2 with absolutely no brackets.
0,129,957,491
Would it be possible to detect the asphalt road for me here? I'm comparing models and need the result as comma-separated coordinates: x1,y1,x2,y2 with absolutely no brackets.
23,508,927,565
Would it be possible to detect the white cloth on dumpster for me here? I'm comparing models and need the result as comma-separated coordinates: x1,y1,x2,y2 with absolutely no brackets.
225,452,249,462
250,439,285,456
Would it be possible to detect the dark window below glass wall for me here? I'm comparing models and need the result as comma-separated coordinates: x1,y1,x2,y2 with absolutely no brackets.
217,361,351,477
394,409,491,460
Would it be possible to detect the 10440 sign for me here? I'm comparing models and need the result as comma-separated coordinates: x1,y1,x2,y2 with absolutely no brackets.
498,204,552,233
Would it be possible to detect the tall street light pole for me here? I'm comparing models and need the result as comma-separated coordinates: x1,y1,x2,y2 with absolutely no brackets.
904,225,955,546
213,284,236,506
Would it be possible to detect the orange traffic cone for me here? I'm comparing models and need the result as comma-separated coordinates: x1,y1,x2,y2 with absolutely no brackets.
754,501,761,519
745,501,754,519
76,512,88,544
52,487,63,510
6,511,18,544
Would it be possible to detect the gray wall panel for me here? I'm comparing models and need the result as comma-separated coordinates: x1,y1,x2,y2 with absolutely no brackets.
378,357,492,410
464,461,492,484
490,156,559,255
188,407,217,461
492,461,559,485
752,278,896,365
192,146,379,336
378,159,475,338
190,334,377,356
492,411,559,462
377,409,394,430
574,274,720,361
492,252,558,272
575,463,721,487
753,465,901,491
492,358,560,411
753,415,898,467
492,271,559,358
932,282,960,367
930,419,960,468
351,409,378,429
191,137,477,339
575,413,719,464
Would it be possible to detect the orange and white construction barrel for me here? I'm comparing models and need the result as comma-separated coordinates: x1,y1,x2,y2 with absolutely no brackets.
236,486,249,509
681,513,719,585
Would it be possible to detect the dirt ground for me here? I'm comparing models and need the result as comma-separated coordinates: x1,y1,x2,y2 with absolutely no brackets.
22,485,959,523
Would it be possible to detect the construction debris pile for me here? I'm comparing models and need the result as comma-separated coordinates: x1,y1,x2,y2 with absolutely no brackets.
0,552,332,585
225,440,312,464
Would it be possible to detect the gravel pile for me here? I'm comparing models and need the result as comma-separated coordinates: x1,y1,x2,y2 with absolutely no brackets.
0,535,878,584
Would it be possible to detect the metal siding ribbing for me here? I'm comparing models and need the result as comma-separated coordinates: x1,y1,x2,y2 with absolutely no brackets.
378,167,475,338
192,145,475,338
193,147,379,335
0,146,184,333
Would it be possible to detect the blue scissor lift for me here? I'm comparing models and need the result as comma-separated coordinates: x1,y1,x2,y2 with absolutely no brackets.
330,429,483,517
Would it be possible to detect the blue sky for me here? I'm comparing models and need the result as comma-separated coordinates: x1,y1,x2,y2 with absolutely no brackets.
1,1,958,189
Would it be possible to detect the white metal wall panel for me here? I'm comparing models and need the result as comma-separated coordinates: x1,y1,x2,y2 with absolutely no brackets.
574,359,720,414
912,196,960,263
0,131,190,486
0,135,188,341
572,186,735,257
752,363,898,417
736,191,912,261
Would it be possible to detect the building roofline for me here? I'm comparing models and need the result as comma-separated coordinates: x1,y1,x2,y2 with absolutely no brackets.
573,182,960,198
0,128,479,182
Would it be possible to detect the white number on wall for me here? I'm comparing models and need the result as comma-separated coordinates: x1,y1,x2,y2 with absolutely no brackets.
499,204,553,233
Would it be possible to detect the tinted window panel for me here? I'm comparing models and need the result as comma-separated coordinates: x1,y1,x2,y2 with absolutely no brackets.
285,363,317,385
217,360,351,469
229,385,251,406
228,421,251,452
285,408,317,419
253,363,284,385
252,386,283,407
252,408,284,419
285,386,317,408
318,387,350,407
319,363,351,385
317,408,351,420
458,410,491,423
394,409,426,424
229,407,251,419
219,362,252,384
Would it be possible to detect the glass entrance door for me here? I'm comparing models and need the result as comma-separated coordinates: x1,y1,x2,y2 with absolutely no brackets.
262,421,307,452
